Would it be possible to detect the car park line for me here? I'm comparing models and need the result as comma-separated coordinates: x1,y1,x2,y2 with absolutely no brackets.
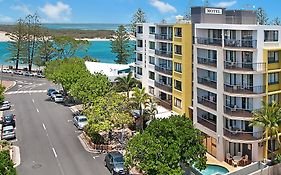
36,108,39,113
52,147,58,158
32,99,35,103
42,123,46,130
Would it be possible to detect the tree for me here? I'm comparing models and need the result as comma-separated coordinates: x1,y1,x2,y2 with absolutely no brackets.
7,19,26,70
131,87,150,132
0,150,17,175
257,8,269,25
84,92,134,132
271,17,281,26
115,72,138,100
0,84,5,104
52,36,89,59
250,101,281,162
111,25,132,64
83,55,99,62
144,98,158,121
130,8,147,34
125,116,207,175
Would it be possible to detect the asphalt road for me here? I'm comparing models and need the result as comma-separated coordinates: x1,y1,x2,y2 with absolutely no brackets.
3,74,110,175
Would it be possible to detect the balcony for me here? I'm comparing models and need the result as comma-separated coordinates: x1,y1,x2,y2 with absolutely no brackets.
223,128,263,140
224,39,257,48
198,57,217,67
155,50,173,58
224,106,252,118
224,61,266,71
155,34,172,41
155,81,172,93
224,84,265,94
198,77,217,89
196,37,222,46
197,96,217,110
155,66,172,75
197,116,216,132
158,98,172,110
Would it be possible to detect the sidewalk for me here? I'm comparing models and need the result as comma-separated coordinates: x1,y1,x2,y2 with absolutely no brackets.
2,80,16,92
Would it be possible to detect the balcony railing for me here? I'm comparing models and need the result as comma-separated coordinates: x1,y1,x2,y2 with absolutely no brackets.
197,116,216,132
158,98,172,110
198,57,217,67
198,77,217,89
197,96,217,110
224,61,266,71
224,84,265,94
223,128,263,140
155,34,173,41
224,106,252,118
196,37,222,46
224,39,257,48
155,50,173,58
155,81,172,93
155,66,172,75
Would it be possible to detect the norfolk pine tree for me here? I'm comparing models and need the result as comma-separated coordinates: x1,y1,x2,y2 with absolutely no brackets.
257,8,269,25
130,8,147,34
272,17,281,26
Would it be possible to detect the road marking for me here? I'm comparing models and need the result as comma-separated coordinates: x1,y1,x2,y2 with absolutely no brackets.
74,130,81,133
36,108,39,113
67,119,72,122
42,123,46,130
52,148,58,158
32,99,34,103
9,109,15,112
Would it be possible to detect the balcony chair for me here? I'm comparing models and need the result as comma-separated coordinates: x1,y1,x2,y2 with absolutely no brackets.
226,153,232,164
242,155,248,165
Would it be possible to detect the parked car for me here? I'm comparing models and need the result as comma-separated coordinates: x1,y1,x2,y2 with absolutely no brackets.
24,71,31,76
50,91,60,100
36,73,45,78
2,68,8,73
1,114,16,127
54,94,64,103
14,70,23,75
7,70,14,74
0,101,11,111
1,125,16,140
73,115,88,130
104,151,126,175
47,88,56,96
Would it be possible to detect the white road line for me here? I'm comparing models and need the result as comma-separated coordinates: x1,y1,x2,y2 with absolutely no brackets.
36,108,39,113
42,123,46,130
32,99,35,103
52,148,58,158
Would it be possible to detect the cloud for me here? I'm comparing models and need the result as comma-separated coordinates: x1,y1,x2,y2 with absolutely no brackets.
39,1,72,22
215,1,237,8
150,0,177,13
11,4,32,15
0,14,13,22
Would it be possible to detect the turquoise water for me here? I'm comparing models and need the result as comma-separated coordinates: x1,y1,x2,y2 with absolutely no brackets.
0,41,135,65
200,164,229,175
43,23,129,30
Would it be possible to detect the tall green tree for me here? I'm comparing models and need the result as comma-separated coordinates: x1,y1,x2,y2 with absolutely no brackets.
115,72,138,100
250,101,281,161
271,17,281,26
0,150,17,175
144,98,158,121
125,116,207,175
257,7,269,25
111,25,132,64
7,19,26,70
131,87,150,132
130,8,147,34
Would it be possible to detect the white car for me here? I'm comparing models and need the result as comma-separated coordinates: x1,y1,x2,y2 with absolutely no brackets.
7,70,14,74
2,69,8,73
73,115,88,130
54,94,64,103
0,101,11,111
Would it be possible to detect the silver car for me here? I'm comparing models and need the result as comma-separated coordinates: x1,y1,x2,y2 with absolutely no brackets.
73,115,88,130
54,94,64,103
1,125,16,140
0,101,11,111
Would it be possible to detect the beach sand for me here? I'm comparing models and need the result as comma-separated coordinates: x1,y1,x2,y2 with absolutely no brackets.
0,31,11,42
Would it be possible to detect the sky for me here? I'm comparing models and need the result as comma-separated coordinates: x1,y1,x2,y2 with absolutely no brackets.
0,0,280,24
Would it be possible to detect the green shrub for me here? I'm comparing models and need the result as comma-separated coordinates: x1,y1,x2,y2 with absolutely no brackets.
84,125,105,144
0,150,17,175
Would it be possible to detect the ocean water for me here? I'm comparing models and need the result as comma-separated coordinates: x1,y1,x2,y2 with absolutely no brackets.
43,23,129,30
0,41,135,66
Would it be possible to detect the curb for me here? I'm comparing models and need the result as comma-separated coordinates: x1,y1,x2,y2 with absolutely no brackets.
11,146,20,167
4,81,16,92
78,134,101,154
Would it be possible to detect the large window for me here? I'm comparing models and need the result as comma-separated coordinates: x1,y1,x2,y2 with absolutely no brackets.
264,30,279,42
174,80,182,91
174,45,182,55
137,40,143,47
149,56,155,65
137,53,142,61
149,86,154,95
268,51,279,63
174,27,182,37
174,62,182,73
137,26,143,34
149,41,155,50
174,98,182,108
268,73,279,84
136,67,142,75
149,26,155,34
149,71,155,80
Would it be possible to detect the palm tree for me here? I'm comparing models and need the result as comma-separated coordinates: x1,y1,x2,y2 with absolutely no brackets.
131,87,150,132
250,101,281,162
115,72,138,100
144,98,158,121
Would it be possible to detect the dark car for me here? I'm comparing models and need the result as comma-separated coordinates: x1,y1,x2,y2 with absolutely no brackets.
47,88,56,96
2,114,16,127
104,151,126,174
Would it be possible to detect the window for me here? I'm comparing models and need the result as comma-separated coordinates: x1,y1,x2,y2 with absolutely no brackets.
149,41,155,50
149,56,155,65
268,73,279,84
149,26,155,34
137,40,143,47
268,94,279,104
174,27,182,37
174,80,182,91
268,51,279,63
174,98,182,108
137,53,143,61
264,31,279,42
149,71,155,80
174,45,182,55
149,86,154,95
136,67,142,75
137,26,143,34
174,62,182,73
